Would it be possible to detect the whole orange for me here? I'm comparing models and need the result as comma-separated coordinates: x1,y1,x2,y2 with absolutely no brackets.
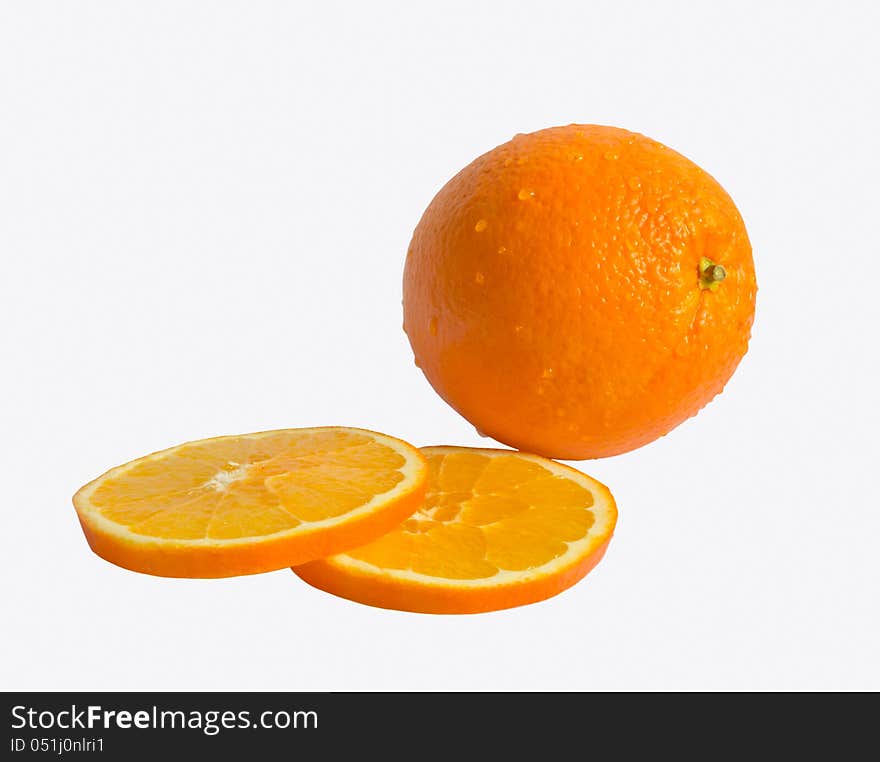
403,124,757,459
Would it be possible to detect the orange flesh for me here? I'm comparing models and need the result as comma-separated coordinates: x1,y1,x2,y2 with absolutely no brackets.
90,430,406,539
74,428,427,577
349,450,596,576
295,447,617,613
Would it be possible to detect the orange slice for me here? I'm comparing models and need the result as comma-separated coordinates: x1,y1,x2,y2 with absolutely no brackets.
73,427,427,578
294,446,617,613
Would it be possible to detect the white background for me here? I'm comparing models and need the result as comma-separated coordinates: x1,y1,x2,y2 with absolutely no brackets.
2,1,878,691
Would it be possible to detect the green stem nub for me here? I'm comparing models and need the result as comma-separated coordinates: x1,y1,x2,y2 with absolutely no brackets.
699,257,727,291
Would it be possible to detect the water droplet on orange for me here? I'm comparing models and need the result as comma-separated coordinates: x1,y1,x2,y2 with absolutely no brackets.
474,219,488,233
517,188,535,201
628,177,641,190
497,245,507,254
475,272,485,285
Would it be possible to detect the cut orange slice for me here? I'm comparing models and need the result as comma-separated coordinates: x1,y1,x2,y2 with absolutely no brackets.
294,446,617,613
73,427,427,578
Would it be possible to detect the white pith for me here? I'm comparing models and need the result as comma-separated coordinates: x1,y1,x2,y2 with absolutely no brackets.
204,463,250,491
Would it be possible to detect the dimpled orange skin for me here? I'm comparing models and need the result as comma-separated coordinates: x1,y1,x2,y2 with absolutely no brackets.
403,124,757,459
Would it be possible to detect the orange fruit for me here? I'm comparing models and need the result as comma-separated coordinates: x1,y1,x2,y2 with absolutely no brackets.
294,446,617,614
73,427,427,578
403,124,757,459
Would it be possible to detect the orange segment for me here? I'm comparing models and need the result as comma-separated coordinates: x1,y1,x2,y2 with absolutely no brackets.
73,427,427,578
294,446,617,613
